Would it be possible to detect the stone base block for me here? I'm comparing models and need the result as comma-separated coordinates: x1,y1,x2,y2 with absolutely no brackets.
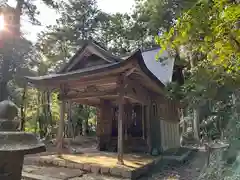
91,165,100,174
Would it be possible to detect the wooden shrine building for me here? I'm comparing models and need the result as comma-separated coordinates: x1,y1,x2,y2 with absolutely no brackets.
26,41,182,164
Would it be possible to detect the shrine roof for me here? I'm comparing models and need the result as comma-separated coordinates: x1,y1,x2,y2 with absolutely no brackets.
59,40,122,73
26,61,123,83
25,41,175,89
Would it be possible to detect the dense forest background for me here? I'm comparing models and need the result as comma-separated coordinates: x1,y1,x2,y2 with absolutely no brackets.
1,0,240,169
0,0,199,138
0,0,240,178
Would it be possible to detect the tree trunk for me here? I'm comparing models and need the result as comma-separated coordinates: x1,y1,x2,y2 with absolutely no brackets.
34,90,41,134
39,92,47,138
193,109,200,141
0,54,11,101
0,0,23,101
0,81,8,101
67,102,75,138
15,0,24,36
46,91,52,126
41,90,52,139
20,85,27,131
82,118,89,136
189,52,200,141
38,116,45,139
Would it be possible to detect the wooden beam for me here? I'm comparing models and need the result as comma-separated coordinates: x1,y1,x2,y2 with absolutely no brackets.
62,89,117,100
124,67,136,77
68,76,118,88
124,94,148,104
74,99,100,106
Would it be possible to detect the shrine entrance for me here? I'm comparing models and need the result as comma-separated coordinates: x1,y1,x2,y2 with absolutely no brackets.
112,104,145,138
96,100,148,153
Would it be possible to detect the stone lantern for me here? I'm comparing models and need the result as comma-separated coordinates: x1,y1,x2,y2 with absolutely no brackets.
0,100,46,180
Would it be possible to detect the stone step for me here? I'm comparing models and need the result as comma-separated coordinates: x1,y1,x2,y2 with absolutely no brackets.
22,165,84,180
22,172,61,180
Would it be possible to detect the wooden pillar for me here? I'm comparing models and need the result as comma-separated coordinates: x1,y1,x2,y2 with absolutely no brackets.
160,120,165,151
124,104,128,141
142,105,145,140
56,100,66,153
117,77,125,165
146,100,152,153
117,95,124,165
96,106,101,150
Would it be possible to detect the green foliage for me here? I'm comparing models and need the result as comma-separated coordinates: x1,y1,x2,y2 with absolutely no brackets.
157,0,240,178
157,0,240,70
134,0,197,33
157,0,240,130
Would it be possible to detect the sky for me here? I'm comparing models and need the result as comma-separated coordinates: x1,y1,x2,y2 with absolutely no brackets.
7,0,135,42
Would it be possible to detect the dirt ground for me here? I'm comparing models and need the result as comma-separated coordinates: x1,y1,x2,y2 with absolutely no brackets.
138,150,206,180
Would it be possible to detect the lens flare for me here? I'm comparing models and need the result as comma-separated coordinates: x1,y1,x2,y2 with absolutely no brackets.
0,15,5,31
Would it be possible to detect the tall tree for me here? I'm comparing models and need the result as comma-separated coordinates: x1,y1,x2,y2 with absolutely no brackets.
36,0,101,68
157,0,240,142
0,0,57,101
